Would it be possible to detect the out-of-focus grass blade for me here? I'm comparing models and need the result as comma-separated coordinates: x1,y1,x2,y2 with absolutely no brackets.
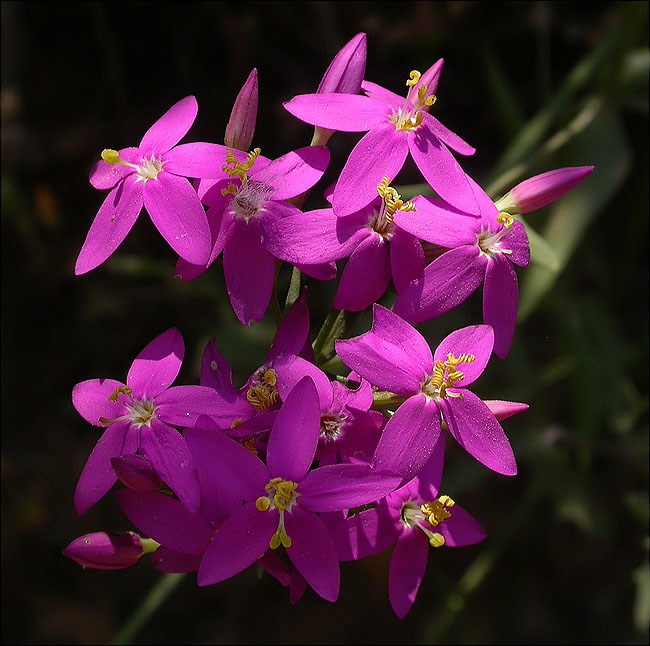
522,219,560,271
518,106,632,320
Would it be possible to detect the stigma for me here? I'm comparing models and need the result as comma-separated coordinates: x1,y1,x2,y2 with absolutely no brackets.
390,70,437,132
421,353,475,400
319,411,348,443
477,212,515,257
255,477,299,549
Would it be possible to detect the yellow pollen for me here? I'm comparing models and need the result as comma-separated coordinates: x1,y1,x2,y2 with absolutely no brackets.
421,495,455,527
246,368,279,412
222,147,261,183
376,177,416,218
497,212,515,228
406,70,421,87
221,182,239,197
424,353,475,399
429,532,445,548
256,496,271,511
108,386,132,402
101,149,123,166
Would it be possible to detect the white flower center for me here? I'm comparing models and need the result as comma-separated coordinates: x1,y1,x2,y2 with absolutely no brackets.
135,156,164,182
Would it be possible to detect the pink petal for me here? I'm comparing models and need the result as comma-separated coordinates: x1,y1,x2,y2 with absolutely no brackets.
392,246,486,324
285,506,340,602
267,292,310,361
407,58,444,104
390,228,426,293
361,79,404,104
332,124,409,217
153,548,202,574
75,175,144,275
72,378,128,426
484,400,529,421
117,489,212,554
393,195,479,247
164,142,232,179
422,113,476,156
335,304,432,394
225,68,258,151
317,32,367,95
253,146,330,200
300,463,402,512
294,260,337,280
73,420,131,515
409,124,478,214
440,390,517,476
266,376,321,482
273,355,333,410
283,93,387,131
223,218,276,325
372,394,442,482
437,505,486,547
140,419,200,512
89,147,139,189
433,325,494,387
503,220,530,268
197,502,277,586
139,95,198,156
127,327,183,400
483,255,519,359
413,432,446,501
199,338,238,400
329,506,400,561
155,385,237,427
143,173,211,265
388,529,428,619
334,234,391,311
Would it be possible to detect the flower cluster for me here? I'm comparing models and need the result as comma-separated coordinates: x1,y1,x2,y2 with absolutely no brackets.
66,33,593,618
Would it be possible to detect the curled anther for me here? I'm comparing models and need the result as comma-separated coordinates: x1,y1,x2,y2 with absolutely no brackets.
406,70,421,87
497,212,515,228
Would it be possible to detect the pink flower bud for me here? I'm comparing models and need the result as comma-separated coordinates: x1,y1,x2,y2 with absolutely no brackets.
225,68,258,151
111,454,163,492
496,166,594,214
484,400,529,421
64,531,144,570
312,32,367,147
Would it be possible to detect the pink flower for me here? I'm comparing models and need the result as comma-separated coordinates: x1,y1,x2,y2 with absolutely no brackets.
224,69,259,151
76,96,229,274
336,305,519,480
284,60,477,216
63,531,153,571
72,328,230,515
330,436,485,618
184,377,402,602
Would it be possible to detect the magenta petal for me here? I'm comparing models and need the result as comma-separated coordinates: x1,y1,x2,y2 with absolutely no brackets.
409,124,478,214
329,506,400,561
335,304,432,394
393,246,486,324
483,255,519,359
126,328,183,399
153,548,202,573
393,195,479,247
223,219,276,325
361,79,404,104
253,146,330,200
156,385,236,427
317,32,366,94
73,420,131,515
372,394,442,482
413,432,446,501
75,176,144,275
285,506,340,602
273,355,333,410
200,338,238,400
295,260,337,281
267,293,310,361
185,421,269,502
434,324,494,387
300,463,402,512
283,93,387,131
89,147,139,189
143,173,211,265
390,229,426,293
198,502,277,586
484,400,529,421
164,142,231,179
438,505,486,547
72,378,128,426
503,220,530,268
139,95,198,155
140,419,200,512
422,113,476,156
408,58,444,102
225,68,259,151
441,391,517,476
388,529,428,619
117,489,212,554
334,234,390,312
332,125,409,217
266,376,321,482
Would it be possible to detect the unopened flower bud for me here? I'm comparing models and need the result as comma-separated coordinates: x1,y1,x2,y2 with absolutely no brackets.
484,400,529,421
495,166,594,214
63,531,156,570
111,454,163,492
311,32,367,147
225,68,258,151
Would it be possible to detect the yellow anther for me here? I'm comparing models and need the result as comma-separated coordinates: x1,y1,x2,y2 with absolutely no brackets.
242,438,258,456
406,70,421,87
497,212,515,229
222,148,261,183
231,418,243,428
221,182,239,197
256,496,271,511
421,495,456,527
246,368,279,412
423,354,475,399
376,177,416,218
101,149,122,165
262,369,277,387
429,532,445,548
108,386,132,402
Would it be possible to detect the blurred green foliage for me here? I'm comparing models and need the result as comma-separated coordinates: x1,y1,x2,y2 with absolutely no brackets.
2,2,648,644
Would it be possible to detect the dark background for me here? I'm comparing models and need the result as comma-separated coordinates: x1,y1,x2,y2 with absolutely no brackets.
2,2,648,644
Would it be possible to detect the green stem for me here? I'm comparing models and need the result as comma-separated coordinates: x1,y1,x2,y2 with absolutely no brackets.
111,573,186,645
371,391,409,411
284,266,302,311
312,309,343,363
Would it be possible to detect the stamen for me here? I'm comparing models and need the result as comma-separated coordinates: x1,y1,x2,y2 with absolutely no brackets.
406,70,421,87
422,354,475,399
497,212,515,228
222,148,261,183
421,495,455,527
246,367,279,411
101,149,125,166
376,177,416,218
108,386,133,402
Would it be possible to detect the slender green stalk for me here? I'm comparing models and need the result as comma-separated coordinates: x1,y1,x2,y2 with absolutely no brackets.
269,261,284,327
284,266,302,311
111,573,186,645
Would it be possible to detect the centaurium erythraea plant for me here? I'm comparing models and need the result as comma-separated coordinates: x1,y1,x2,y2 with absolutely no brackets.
65,31,593,623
